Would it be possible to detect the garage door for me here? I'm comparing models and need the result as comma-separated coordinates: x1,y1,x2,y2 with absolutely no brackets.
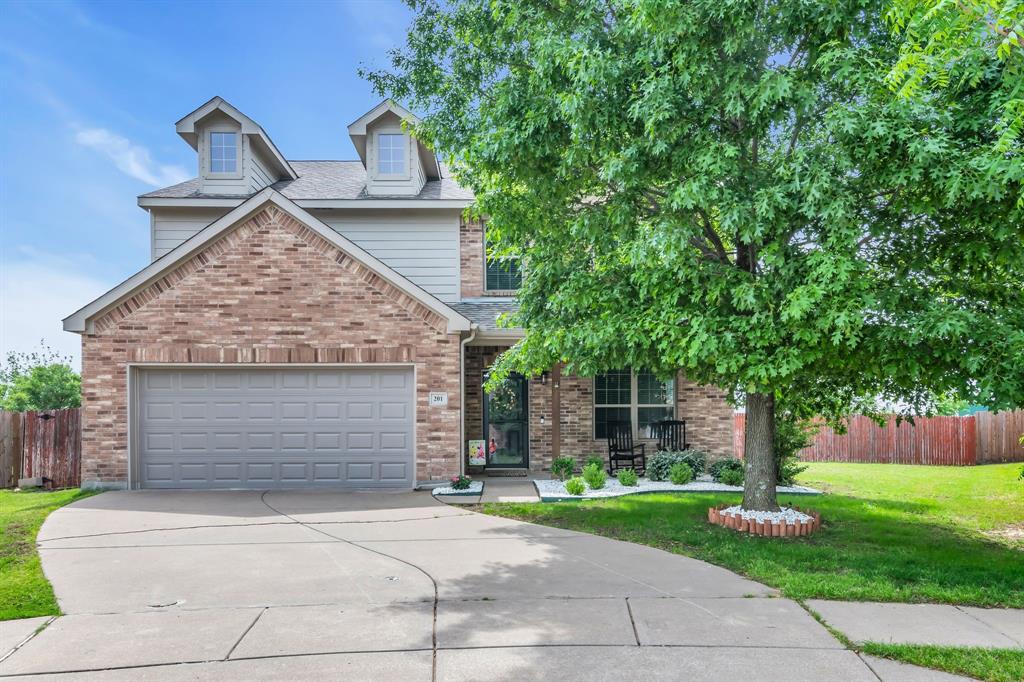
136,367,415,489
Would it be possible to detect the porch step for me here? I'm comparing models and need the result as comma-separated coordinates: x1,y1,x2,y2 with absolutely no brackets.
484,469,529,477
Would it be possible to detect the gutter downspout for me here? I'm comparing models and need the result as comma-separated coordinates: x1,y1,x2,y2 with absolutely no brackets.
459,323,479,477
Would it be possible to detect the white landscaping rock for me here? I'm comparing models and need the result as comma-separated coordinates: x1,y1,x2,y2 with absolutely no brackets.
432,480,484,496
534,478,820,500
720,505,812,525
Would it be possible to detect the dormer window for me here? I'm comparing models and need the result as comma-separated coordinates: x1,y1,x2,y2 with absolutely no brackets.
377,133,406,175
210,132,237,173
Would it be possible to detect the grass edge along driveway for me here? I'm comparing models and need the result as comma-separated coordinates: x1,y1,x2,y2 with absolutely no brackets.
482,462,1023,682
0,489,94,621
481,462,1023,607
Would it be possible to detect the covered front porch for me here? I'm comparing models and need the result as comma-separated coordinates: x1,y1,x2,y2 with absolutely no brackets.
462,344,735,476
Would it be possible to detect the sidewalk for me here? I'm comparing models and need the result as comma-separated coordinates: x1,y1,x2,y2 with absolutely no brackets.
808,600,1023,648
435,477,540,505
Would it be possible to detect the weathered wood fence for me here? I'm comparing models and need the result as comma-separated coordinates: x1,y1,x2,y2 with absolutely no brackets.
0,409,81,488
733,410,1024,466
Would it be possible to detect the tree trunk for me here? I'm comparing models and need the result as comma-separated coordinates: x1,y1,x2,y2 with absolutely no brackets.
743,392,779,511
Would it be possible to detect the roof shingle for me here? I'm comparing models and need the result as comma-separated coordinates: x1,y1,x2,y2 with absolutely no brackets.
140,161,474,201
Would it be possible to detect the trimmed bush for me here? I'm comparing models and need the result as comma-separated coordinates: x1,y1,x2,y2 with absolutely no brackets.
711,458,745,486
564,477,586,495
617,468,639,486
648,450,705,481
582,462,607,490
669,462,694,485
585,454,605,470
718,467,744,486
551,456,575,481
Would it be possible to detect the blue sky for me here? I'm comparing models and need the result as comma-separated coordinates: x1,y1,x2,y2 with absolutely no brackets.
0,0,413,366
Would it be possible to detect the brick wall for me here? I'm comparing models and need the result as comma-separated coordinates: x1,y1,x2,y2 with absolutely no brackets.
464,346,735,473
80,205,462,487
460,215,484,298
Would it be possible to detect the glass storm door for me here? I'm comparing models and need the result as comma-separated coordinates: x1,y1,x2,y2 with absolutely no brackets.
483,373,529,468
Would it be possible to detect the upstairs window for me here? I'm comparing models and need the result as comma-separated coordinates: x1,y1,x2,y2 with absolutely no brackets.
594,369,675,439
485,229,522,291
209,132,237,173
377,133,406,175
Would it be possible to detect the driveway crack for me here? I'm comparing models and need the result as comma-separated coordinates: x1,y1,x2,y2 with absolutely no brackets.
224,607,266,660
258,491,440,682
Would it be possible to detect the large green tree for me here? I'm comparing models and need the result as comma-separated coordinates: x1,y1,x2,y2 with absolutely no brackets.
0,344,81,412
366,0,1024,510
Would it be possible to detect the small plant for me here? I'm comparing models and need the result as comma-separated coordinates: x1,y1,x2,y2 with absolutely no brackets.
551,455,575,481
617,468,639,486
449,474,472,490
710,458,744,481
582,462,607,490
564,476,586,495
669,462,694,485
585,454,605,470
711,458,745,486
648,450,705,481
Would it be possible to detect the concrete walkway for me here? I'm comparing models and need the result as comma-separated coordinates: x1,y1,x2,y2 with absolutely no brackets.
0,490,973,681
809,600,1024,648
436,477,540,505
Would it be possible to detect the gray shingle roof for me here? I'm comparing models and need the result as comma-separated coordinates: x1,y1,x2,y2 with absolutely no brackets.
140,161,474,201
450,300,520,331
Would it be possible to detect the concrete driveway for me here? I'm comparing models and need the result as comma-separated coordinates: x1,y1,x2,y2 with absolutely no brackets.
2,490,884,680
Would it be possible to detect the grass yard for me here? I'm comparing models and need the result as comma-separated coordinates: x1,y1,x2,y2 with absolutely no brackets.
0,489,93,621
861,643,1024,682
483,462,1024,607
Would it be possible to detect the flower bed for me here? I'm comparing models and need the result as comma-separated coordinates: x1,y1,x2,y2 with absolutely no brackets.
431,480,484,496
708,503,821,537
534,477,820,502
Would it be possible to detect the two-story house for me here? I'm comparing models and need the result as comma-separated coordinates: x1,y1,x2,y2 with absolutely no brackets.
64,97,734,490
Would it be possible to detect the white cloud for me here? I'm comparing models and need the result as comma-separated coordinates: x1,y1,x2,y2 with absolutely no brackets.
0,252,113,370
74,127,190,187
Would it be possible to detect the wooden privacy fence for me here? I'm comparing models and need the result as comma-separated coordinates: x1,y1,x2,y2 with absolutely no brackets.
733,410,1024,466
0,409,81,488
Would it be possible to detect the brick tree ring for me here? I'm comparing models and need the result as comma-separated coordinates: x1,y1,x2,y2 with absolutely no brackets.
707,504,822,537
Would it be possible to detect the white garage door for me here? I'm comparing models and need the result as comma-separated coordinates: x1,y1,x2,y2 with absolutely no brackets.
136,367,415,489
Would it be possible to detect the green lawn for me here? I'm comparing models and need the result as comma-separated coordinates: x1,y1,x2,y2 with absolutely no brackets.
483,462,1024,607
0,489,93,621
861,643,1024,682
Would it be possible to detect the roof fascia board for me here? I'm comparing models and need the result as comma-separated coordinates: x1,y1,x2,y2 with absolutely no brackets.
69,189,470,334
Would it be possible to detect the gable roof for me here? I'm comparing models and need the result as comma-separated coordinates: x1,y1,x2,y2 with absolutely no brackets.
138,161,474,201
63,188,472,334
175,96,298,181
347,100,441,180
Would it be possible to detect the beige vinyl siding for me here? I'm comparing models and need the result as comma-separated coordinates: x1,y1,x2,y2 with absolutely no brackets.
248,149,276,193
151,207,231,260
314,208,460,302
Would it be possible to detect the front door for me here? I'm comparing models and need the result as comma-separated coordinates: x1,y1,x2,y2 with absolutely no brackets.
483,373,529,468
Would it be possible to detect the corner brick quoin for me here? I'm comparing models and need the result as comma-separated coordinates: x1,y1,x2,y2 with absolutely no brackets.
80,205,462,485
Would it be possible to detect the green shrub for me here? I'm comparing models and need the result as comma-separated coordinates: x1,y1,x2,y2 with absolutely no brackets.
585,454,605,470
648,450,705,481
564,476,586,495
551,456,575,481
774,416,813,485
582,462,607,490
669,462,694,485
711,458,745,485
616,468,639,486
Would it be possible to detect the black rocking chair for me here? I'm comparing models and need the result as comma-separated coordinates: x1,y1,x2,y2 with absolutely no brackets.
607,421,646,475
654,420,690,452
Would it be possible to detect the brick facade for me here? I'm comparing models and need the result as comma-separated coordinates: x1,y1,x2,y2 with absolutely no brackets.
460,215,484,298
80,205,462,487
464,345,735,473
